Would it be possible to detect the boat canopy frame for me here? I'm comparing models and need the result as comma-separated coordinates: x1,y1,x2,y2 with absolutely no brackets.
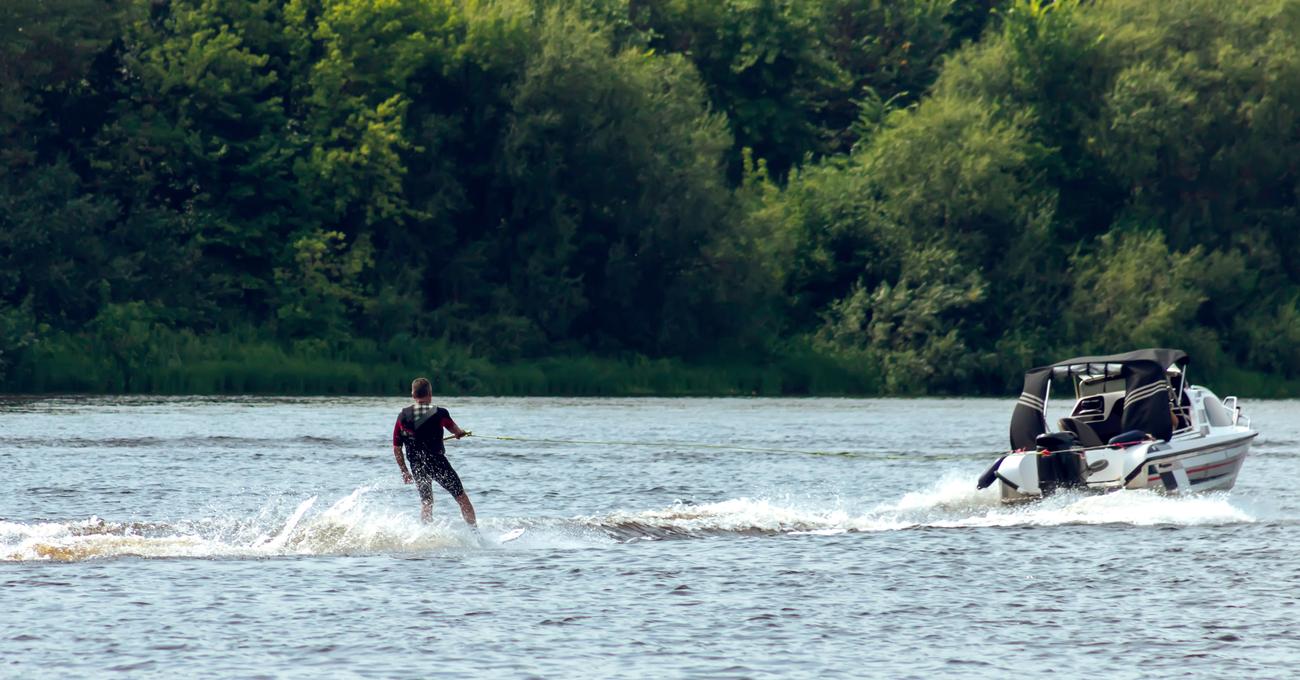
1010,349,1189,450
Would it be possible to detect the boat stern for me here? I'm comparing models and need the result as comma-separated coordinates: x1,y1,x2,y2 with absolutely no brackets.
987,442,1160,502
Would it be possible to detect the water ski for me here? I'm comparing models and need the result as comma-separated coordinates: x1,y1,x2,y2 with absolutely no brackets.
498,528,526,544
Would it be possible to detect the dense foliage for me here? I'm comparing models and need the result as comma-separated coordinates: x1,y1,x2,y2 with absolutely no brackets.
2,0,1298,395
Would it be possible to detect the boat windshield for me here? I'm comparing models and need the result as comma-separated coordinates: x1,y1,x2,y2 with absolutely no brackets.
1077,376,1125,398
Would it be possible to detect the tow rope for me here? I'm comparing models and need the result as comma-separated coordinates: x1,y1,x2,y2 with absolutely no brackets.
444,432,844,456
444,432,1039,460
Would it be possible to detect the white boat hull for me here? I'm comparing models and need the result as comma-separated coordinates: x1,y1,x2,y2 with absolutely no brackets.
989,355,1258,502
993,430,1256,502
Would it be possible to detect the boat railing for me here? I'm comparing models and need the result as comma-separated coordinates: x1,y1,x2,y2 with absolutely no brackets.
1171,402,1196,434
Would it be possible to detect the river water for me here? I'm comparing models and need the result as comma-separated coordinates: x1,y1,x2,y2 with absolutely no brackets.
2,396,1298,677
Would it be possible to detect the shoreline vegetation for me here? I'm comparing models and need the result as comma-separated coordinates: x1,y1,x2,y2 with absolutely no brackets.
13,331,882,397
9,331,1300,398
6,1,1300,399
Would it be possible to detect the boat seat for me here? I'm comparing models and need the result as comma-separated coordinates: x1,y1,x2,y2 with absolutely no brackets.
1092,396,1127,443
1067,393,1128,444
1108,429,1149,446
1058,417,1104,448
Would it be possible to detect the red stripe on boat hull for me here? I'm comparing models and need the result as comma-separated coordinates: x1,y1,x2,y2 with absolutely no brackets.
1146,454,1245,483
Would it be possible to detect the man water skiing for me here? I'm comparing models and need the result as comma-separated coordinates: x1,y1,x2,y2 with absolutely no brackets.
391,377,477,527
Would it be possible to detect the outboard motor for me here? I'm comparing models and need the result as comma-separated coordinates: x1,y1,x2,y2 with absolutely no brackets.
1034,432,1086,495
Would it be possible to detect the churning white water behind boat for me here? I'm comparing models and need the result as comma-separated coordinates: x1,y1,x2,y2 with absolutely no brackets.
2,396,1298,677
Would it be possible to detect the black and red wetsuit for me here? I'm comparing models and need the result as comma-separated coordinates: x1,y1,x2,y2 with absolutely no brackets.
393,404,465,500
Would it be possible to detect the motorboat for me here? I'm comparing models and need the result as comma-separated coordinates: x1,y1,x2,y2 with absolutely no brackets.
977,348,1257,502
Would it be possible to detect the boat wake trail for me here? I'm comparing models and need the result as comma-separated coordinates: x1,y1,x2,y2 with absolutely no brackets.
582,474,1258,539
0,478,1259,562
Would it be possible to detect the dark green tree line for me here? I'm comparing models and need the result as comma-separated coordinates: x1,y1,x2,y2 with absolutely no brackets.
3,0,1299,395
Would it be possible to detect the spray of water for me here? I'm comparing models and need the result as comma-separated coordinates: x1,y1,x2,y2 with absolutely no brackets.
0,477,1258,562
589,472,1256,537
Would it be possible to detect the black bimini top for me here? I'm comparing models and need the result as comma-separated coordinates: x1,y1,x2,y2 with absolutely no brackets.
1010,348,1189,450
1038,348,1188,373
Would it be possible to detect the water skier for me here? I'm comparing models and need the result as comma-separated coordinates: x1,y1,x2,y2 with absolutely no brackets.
391,377,477,527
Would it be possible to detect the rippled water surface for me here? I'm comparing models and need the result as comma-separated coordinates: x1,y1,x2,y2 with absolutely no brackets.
3,396,1299,678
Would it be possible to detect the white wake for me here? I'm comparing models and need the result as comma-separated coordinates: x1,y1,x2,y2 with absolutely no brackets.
0,477,1259,561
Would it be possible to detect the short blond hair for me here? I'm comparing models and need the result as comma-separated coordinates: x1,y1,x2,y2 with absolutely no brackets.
411,377,432,398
